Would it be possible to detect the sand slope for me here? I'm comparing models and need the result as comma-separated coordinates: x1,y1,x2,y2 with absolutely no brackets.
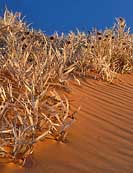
1,74,133,173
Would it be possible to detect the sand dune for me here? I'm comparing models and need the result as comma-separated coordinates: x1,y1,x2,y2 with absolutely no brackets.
1,74,133,173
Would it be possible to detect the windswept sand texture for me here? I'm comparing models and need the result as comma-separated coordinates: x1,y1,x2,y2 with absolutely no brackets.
1,74,133,173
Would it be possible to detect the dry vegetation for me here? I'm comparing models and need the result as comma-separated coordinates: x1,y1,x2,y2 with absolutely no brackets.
0,10,133,165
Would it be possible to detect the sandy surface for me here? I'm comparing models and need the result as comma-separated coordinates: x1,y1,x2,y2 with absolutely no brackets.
1,74,133,173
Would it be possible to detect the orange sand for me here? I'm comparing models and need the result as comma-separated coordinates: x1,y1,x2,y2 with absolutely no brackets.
0,74,133,173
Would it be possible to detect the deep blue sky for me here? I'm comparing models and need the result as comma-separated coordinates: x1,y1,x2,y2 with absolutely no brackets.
0,0,132,35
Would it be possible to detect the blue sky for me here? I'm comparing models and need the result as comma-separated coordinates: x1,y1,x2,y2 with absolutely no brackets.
0,0,132,35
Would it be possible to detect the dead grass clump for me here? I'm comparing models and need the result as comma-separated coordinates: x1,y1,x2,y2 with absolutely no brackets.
0,10,74,165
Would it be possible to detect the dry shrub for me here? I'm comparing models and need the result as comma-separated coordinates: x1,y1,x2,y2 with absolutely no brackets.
0,10,74,165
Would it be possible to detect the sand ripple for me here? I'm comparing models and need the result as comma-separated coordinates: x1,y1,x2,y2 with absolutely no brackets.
1,75,133,173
